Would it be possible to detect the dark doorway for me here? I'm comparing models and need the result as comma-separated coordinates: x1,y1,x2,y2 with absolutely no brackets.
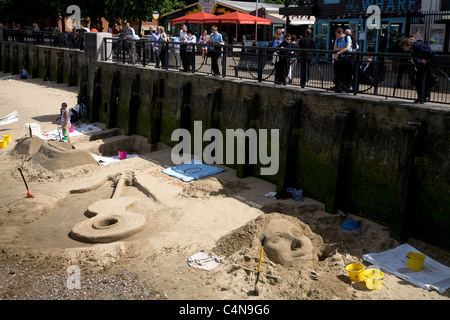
109,76,119,129
92,86,102,123
128,95,140,136
150,80,163,145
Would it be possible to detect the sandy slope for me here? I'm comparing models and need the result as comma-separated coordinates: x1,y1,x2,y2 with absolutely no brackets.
0,74,449,301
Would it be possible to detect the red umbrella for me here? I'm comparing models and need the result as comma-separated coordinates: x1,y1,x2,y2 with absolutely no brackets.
172,12,217,25
204,12,271,42
204,12,271,25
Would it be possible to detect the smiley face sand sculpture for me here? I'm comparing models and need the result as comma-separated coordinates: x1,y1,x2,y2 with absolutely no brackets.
262,218,316,266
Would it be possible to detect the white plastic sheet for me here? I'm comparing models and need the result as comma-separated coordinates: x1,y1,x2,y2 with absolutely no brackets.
362,243,450,293
187,252,223,271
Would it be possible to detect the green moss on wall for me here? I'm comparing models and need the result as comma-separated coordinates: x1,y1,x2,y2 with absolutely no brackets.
413,179,450,249
295,140,331,205
344,159,397,225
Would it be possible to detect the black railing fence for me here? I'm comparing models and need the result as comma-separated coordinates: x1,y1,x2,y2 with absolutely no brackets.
103,37,450,104
3,28,85,49
2,29,449,104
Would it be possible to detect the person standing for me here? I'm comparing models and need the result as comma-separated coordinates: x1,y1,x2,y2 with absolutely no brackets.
400,38,437,103
158,26,168,69
333,27,354,92
344,29,359,51
298,28,316,85
208,26,224,76
53,102,71,143
274,34,294,85
198,29,209,62
123,22,140,64
32,22,42,44
287,34,299,84
272,29,283,48
151,27,161,68
179,24,189,72
184,29,197,72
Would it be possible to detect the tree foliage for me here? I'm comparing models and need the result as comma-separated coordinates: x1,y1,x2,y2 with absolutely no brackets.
0,0,58,25
0,0,185,29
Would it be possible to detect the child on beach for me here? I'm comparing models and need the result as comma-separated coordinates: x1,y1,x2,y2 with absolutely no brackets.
53,102,71,143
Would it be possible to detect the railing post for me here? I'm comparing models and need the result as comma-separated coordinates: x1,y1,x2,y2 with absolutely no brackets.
221,44,227,77
104,38,107,62
353,53,360,95
142,40,146,67
257,48,263,82
300,51,307,88
122,39,126,64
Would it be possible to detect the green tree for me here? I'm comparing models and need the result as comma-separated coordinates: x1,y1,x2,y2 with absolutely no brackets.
0,0,58,27
105,0,185,35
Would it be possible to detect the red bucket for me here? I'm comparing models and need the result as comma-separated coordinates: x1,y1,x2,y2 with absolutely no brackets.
118,151,127,160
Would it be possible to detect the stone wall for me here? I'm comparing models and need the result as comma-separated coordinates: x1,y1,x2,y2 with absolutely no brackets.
1,37,449,249
0,41,84,86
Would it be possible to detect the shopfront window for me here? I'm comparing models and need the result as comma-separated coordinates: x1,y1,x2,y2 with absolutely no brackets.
388,23,404,52
315,22,329,50
365,19,405,53
366,28,377,52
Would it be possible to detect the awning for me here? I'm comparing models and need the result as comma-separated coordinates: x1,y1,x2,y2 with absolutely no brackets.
204,11,271,25
270,13,315,26
261,13,285,25
171,12,216,25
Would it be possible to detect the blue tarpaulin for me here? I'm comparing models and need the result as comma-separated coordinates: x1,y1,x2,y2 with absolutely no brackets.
162,160,225,182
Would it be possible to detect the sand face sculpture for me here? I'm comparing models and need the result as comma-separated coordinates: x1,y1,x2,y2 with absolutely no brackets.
262,218,316,266
69,171,148,243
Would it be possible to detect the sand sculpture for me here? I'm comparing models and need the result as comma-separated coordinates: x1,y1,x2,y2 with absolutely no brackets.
69,171,148,243
262,218,316,267
13,137,97,169
213,212,324,270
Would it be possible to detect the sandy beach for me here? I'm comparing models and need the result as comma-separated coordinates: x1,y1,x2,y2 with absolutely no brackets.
0,73,449,302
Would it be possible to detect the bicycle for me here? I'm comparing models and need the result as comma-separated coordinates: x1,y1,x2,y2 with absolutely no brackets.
393,58,450,102
70,99,89,123
334,57,387,94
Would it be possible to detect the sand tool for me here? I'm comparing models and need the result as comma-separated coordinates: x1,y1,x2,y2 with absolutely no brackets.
254,236,266,296
18,168,34,198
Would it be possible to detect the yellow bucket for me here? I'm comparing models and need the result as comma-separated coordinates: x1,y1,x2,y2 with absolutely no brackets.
0,140,6,149
364,268,384,290
3,134,11,142
407,252,426,271
345,263,364,282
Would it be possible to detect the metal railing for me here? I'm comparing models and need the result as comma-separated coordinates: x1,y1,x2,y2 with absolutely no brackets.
3,29,449,104
103,37,450,104
2,28,85,50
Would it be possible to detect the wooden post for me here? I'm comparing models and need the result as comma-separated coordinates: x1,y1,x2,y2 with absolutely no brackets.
390,121,427,240
325,109,356,214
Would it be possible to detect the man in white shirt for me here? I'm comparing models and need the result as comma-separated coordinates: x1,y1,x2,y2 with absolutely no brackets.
123,22,140,64
179,24,189,71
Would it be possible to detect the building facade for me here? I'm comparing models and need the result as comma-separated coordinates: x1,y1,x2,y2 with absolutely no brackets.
159,1,314,42
280,0,450,53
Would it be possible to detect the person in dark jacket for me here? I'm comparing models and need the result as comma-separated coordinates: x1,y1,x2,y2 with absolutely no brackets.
358,56,375,84
274,34,294,85
400,38,437,103
298,28,316,85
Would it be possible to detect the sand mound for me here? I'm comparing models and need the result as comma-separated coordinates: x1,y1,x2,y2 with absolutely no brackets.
179,177,249,199
213,212,325,259
10,137,100,183
0,192,68,228
28,141,98,170
12,137,44,159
